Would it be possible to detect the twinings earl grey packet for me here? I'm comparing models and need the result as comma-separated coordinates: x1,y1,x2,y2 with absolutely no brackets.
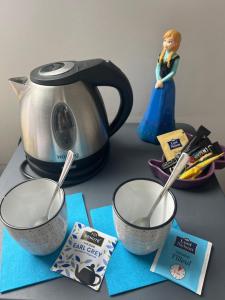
150,228,212,295
51,222,117,291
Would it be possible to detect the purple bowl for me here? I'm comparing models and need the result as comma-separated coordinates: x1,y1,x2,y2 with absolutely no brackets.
148,145,225,189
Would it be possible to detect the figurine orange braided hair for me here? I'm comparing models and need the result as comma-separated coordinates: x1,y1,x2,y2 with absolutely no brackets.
159,29,181,67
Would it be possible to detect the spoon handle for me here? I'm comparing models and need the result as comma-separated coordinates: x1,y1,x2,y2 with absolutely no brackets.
149,152,190,221
58,150,74,187
162,152,190,193
46,150,74,218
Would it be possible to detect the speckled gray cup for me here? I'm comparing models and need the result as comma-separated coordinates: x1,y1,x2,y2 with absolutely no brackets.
0,178,67,256
113,178,177,255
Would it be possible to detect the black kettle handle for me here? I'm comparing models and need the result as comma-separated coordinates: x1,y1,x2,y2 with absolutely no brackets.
77,59,133,136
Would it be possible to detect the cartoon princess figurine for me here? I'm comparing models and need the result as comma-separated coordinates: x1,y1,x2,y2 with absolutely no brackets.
138,29,181,144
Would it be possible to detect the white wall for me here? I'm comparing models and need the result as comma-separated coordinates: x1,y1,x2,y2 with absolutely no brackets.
0,0,225,169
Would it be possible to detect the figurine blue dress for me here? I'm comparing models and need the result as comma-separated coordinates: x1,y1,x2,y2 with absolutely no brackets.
138,29,181,144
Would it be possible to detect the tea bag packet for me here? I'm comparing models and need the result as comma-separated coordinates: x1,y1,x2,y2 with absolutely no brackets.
150,228,212,295
51,222,117,291
157,129,189,161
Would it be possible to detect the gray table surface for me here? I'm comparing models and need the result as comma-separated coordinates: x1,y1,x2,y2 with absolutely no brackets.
0,123,225,300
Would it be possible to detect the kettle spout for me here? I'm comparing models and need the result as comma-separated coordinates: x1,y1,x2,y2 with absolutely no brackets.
8,76,28,99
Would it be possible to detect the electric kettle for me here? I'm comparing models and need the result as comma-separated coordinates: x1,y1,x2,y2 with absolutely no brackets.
9,59,133,185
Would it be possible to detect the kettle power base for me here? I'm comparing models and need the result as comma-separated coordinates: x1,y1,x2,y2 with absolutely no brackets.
20,143,109,186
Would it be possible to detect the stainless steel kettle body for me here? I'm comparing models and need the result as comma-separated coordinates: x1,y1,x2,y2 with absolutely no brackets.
20,81,109,163
10,59,133,185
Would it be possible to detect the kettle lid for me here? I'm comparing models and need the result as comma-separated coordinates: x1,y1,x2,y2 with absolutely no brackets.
30,59,104,86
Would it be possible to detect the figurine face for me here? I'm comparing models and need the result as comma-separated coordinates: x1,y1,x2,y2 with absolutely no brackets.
163,37,176,51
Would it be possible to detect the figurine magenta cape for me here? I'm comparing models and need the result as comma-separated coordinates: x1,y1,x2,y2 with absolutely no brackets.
138,29,181,144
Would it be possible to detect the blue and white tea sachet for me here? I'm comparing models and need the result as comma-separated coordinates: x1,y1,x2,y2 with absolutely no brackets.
51,222,117,291
150,228,212,295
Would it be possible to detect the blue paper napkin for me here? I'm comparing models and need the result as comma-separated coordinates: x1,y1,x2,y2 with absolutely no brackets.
90,205,180,296
0,192,89,293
